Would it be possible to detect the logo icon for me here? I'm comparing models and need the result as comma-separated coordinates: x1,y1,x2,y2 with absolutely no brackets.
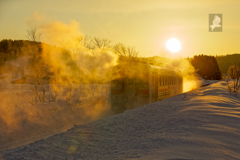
209,14,222,32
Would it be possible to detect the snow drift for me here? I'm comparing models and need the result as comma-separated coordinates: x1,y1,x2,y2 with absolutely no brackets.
1,81,240,160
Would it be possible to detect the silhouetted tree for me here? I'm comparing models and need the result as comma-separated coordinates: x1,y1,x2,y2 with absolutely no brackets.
191,55,221,80
113,43,139,63
227,64,240,94
26,27,42,42
60,36,112,53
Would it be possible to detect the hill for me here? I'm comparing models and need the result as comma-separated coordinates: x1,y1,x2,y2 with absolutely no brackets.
216,53,240,75
0,39,42,66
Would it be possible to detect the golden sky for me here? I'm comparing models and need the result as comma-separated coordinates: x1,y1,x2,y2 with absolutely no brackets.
0,0,240,57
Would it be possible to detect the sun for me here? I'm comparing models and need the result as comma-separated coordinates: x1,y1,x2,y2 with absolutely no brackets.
166,38,181,53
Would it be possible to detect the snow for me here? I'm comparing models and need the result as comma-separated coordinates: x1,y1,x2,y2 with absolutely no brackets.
1,81,240,159
0,83,111,152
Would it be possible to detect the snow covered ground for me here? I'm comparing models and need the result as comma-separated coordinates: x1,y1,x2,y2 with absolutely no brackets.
1,81,240,160
0,82,111,152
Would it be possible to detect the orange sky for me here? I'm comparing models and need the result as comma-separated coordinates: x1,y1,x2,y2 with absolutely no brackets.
0,0,240,57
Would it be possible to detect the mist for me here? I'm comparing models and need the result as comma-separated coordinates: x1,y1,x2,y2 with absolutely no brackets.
0,11,203,151
0,12,120,150
153,56,200,92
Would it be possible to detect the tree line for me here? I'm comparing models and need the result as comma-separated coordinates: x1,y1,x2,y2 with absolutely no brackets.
216,54,240,75
190,55,222,80
1,38,240,82
0,39,42,66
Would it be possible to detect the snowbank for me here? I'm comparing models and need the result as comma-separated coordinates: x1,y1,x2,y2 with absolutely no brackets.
0,83,111,152
1,81,240,159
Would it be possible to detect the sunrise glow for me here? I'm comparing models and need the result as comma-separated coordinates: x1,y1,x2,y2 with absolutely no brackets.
166,38,181,53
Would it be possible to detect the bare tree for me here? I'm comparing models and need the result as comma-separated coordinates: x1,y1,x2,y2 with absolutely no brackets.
60,36,112,54
81,36,94,50
81,36,112,50
227,64,240,94
60,36,84,54
26,27,42,42
113,43,139,62
92,37,111,49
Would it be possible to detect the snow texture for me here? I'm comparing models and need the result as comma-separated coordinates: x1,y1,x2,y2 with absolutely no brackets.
1,81,240,160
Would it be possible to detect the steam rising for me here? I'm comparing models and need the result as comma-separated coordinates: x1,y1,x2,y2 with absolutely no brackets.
0,12,119,150
26,11,82,45
0,12,201,150
34,12,119,125
159,58,199,92
26,11,118,83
